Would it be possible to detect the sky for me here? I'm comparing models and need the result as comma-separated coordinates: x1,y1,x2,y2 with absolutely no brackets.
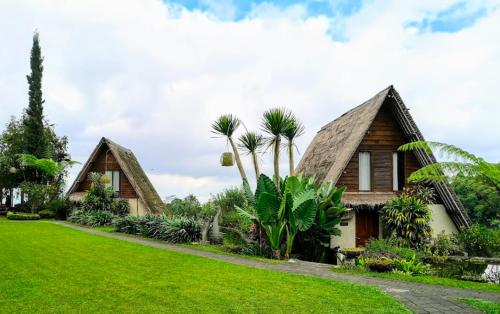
0,0,499,201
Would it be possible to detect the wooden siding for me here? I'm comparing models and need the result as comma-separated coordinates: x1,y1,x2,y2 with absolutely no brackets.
75,145,138,198
337,102,422,192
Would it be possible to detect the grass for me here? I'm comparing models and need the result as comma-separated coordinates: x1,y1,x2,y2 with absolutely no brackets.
70,221,281,264
181,243,284,264
331,267,500,293
459,298,500,314
0,220,409,313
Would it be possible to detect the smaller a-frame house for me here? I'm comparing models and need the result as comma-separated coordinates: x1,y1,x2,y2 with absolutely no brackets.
297,86,471,248
67,137,164,215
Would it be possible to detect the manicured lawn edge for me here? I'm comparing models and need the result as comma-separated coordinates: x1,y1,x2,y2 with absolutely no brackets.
459,298,500,313
180,243,284,264
331,267,500,293
64,221,281,264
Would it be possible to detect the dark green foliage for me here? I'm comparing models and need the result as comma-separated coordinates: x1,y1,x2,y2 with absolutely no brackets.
112,199,130,216
452,173,500,228
381,194,432,249
68,210,116,227
237,174,346,259
115,214,202,243
166,194,202,217
454,224,500,257
19,182,56,213
6,211,40,220
81,172,128,215
364,239,418,261
426,231,460,257
38,209,55,219
23,32,47,161
365,257,394,272
392,255,430,275
46,198,73,220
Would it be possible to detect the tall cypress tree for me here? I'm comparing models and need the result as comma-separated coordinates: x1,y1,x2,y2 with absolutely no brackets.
23,31,48,159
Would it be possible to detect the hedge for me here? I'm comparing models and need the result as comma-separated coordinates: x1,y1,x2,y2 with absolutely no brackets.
7,211,40,220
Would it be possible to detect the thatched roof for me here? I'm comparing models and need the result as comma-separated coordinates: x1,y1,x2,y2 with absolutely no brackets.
67,137,164,214
297,85,471,228
342,192,395,207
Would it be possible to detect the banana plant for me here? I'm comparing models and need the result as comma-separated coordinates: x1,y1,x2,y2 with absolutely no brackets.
279,176,317,258
314,182,347,247
237,174,286,258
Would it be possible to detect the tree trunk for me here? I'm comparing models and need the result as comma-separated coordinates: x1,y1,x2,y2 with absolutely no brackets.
273,137,281,191
288,141,295,176
251,151,260,181
201,220,211,244
210,206,222,243
0,188,3,205
8,188,14,208
229,137,248,183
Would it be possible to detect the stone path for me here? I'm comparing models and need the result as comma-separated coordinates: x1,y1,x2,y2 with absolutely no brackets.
57,222,499,314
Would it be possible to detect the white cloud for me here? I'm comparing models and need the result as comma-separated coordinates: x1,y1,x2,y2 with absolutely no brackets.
0,0,499,201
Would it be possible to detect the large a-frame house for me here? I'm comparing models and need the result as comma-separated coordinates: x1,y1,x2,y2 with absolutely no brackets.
297,86,470,248
67,137,164,215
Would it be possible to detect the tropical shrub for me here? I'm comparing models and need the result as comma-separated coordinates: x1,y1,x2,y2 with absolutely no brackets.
426,231,460,258
19,182,57,213
365,239,418,261
237,174,346,259
6,211,40,220
46,198,73,220
381,194,432,249
114,214,202,243
38,209,55,219
81,173,114,212
454,224,500,257
365,257,394,272
153,216,202,243
111,199,130,216
68,210,116,227
165,195,201,217
392,255,430,275
80,172,130,216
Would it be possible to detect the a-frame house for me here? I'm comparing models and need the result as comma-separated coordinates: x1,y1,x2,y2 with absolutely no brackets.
297,86,470,248
67,137,164,215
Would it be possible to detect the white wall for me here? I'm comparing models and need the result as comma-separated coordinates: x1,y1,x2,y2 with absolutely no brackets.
331,211,356,248
428,204,458,235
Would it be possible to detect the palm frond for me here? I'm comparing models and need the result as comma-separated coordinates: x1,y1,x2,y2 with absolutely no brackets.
261,108,292,137
282,115,304,141
211,114,241,137
237,131,265,155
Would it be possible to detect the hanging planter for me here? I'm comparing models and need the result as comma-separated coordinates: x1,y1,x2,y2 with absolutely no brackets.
220,152,234,167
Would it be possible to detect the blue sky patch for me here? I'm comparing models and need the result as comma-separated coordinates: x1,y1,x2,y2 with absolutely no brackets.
165,0,366,20
406,2,488,33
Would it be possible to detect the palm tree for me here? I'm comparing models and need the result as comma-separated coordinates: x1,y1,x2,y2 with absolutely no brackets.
238,131,265,181
261,108,291,190
283,115,304,176
211,114,248,183
399,141,500,192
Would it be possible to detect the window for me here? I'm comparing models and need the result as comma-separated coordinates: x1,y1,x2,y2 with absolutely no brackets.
392,152,405,191
359,152,371,191
105,170,120,193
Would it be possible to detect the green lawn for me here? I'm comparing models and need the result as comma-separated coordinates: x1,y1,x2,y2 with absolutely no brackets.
0,221,409,313
331,267,500,293
460,298,500,314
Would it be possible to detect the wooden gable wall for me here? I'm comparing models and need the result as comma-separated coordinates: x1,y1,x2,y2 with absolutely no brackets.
336,100,421,192
75,145,138,198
